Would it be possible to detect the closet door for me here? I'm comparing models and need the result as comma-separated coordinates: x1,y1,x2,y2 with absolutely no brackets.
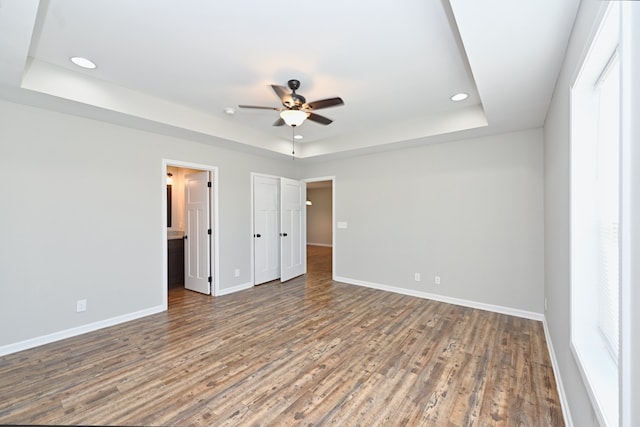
280,178,306,282
254,176,280,285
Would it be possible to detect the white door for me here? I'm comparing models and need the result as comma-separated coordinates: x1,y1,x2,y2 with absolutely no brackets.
254,176,280,284
184,171,211,294
280,178,306,282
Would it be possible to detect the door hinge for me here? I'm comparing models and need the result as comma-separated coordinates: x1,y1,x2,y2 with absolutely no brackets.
207,181,212,188
208,276,212,283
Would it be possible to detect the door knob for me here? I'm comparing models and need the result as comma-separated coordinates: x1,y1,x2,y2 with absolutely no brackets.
280,232,288,237
254,234,261,238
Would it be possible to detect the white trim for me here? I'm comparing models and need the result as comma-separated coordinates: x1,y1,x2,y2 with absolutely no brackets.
570,2,612,87
334,275,543,321
161,180,169,309
163,159,219,296
250,172,285,287
543,318,575,427
0,305,164,357
303,175,335,182
619,4,639,426
217,281,254,296
250,173,256,287
307,242,332,247
568,3,620,425
303,176,336,280
250,172,284,180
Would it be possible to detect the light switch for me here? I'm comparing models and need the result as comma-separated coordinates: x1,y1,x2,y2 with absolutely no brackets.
337,221,348,229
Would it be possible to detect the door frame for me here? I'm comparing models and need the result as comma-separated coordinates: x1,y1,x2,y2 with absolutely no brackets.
162,159,219,308
303,176,336,280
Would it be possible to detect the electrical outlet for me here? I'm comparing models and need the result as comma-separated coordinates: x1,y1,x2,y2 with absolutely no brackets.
414,273,421,282
234,268,240,277
434,276,441,285
76,299,87,312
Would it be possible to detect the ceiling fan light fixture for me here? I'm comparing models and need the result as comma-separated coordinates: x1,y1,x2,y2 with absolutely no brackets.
280,109,309,127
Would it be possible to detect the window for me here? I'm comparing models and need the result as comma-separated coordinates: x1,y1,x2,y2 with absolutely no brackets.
570,3,620,426
595,53,620,362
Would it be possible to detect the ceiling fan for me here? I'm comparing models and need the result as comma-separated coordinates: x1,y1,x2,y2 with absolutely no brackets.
239,79,344,127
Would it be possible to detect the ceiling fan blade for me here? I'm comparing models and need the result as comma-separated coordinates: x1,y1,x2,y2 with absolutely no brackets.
271,85,289,101
307,112,333,125
238,105,279,110
272,117,285,126
305,97,344,111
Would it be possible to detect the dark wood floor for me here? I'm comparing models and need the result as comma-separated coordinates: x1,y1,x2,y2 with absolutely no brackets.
0,246,563,426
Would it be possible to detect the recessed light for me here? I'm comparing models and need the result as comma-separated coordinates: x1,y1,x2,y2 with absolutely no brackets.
223,107,236,115
70,56,97,69
450,92,468,102
294,134,303,140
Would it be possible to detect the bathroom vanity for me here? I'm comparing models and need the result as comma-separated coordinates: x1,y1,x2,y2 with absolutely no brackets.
167,231,184,288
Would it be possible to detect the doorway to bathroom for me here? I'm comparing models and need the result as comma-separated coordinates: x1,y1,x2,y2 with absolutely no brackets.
163,160,219,309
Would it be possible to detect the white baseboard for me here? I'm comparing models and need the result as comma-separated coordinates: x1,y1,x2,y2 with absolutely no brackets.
333,276,568,421
217,281,253,296
307,242,332,247
333,275,544,321
543,318,574,427
2,281,259,356
0,305,165,357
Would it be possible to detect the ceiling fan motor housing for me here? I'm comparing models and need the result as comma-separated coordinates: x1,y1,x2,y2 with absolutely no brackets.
283,79,305,108
283,93,306,109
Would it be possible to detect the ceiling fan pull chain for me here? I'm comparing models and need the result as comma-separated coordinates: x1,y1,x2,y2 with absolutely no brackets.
291,126,295,160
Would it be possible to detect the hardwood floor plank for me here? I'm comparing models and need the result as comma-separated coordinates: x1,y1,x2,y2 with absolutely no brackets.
0,246,563,426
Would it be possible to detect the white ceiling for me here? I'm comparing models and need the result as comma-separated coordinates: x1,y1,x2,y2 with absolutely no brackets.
0,0,579,160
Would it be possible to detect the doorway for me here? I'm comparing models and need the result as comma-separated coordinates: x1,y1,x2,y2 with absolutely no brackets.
163,160,219,309
304,177,334,279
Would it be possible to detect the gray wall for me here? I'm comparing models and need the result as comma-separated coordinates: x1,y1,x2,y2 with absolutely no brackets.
4,5,639,420
306,187,332,246
543,1,601,424
544,1,640,426
303,128,544,314
0,99,545,350
0,99,298,348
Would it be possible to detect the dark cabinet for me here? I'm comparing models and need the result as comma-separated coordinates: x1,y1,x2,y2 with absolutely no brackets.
168,238,184,288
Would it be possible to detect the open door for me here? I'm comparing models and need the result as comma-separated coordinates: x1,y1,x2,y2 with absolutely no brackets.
254,176,280,284
280,178,306,282
184,171,211,294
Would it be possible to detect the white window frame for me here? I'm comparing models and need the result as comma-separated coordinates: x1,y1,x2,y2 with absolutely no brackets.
569,3,620,426
619,3,639,426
